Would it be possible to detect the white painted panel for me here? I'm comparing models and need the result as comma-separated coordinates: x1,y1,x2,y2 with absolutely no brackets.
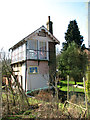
22,63,26,90
27,73,49,91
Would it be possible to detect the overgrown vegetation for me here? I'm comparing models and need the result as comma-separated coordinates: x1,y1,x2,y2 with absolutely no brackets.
2,89,89,119
1,19,90,119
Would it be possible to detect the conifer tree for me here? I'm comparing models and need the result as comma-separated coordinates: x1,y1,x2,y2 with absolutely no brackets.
63,20,85,51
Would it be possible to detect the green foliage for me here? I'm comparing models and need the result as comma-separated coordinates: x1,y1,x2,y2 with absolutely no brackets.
56,53,67,79
1,116,22,120
58,42,88,84
63,20,85,51
23,110,32,115
86,68,90,102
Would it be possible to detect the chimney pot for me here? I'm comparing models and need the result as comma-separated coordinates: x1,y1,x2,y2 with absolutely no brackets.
46,16,53,34
48,16,50,22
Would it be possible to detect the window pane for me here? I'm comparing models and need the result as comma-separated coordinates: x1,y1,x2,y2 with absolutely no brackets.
27,50,37,59
38,51,47,60
39,41,46,51
27,40,37,50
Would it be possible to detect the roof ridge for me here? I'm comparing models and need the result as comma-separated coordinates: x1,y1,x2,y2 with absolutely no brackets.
9,25,60,50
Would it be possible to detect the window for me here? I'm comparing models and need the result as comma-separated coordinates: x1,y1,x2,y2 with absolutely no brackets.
27,40,37,50
27,40,48,60
19,46,22,61
38,41,47,60
11,44,25,63
27,50,37,59
27,40,38,59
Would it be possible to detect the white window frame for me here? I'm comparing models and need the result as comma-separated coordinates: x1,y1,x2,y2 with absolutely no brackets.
38,41,48,60
27,39,49,60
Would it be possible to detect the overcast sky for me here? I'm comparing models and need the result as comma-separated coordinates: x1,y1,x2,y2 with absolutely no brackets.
0,0,88,52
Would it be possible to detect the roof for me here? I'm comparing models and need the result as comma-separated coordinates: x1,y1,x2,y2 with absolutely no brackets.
9,25,60,50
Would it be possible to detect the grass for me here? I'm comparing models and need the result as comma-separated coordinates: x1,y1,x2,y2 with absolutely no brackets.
2,92,41,105
58,80,84,93
1,116,22,120
60,80,83,85
60,85,84,92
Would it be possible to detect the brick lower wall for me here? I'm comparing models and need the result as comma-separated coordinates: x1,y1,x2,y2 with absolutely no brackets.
27,60,49,74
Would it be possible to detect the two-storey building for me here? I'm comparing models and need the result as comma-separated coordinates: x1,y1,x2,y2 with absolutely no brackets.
10,16,60,92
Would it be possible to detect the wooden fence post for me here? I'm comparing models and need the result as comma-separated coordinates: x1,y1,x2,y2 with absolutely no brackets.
83,77,88,115
55,76,59,109
67,75,69,101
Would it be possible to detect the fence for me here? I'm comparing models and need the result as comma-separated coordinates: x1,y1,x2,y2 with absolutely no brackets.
66,75,88,117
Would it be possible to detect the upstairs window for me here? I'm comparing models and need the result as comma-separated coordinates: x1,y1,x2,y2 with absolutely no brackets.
11,44,25,63
38,41,47,60
27,40,48,60
27,40,38,59
27,50,37,59
39,41,46,51
27,39,37,50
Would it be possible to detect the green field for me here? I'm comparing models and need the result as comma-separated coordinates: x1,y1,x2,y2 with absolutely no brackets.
58,80,84,93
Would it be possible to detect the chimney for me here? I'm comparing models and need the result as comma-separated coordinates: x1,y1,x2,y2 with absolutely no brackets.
46,16,53,34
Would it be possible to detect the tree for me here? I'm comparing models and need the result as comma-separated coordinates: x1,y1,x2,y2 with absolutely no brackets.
63,20,85,51
56,54,67,80
58,42,88,84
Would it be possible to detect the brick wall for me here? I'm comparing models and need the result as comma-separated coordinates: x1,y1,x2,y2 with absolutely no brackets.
27,60,49,74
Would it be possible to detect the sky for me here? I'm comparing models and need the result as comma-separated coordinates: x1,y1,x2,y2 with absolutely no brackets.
0,0,89,53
